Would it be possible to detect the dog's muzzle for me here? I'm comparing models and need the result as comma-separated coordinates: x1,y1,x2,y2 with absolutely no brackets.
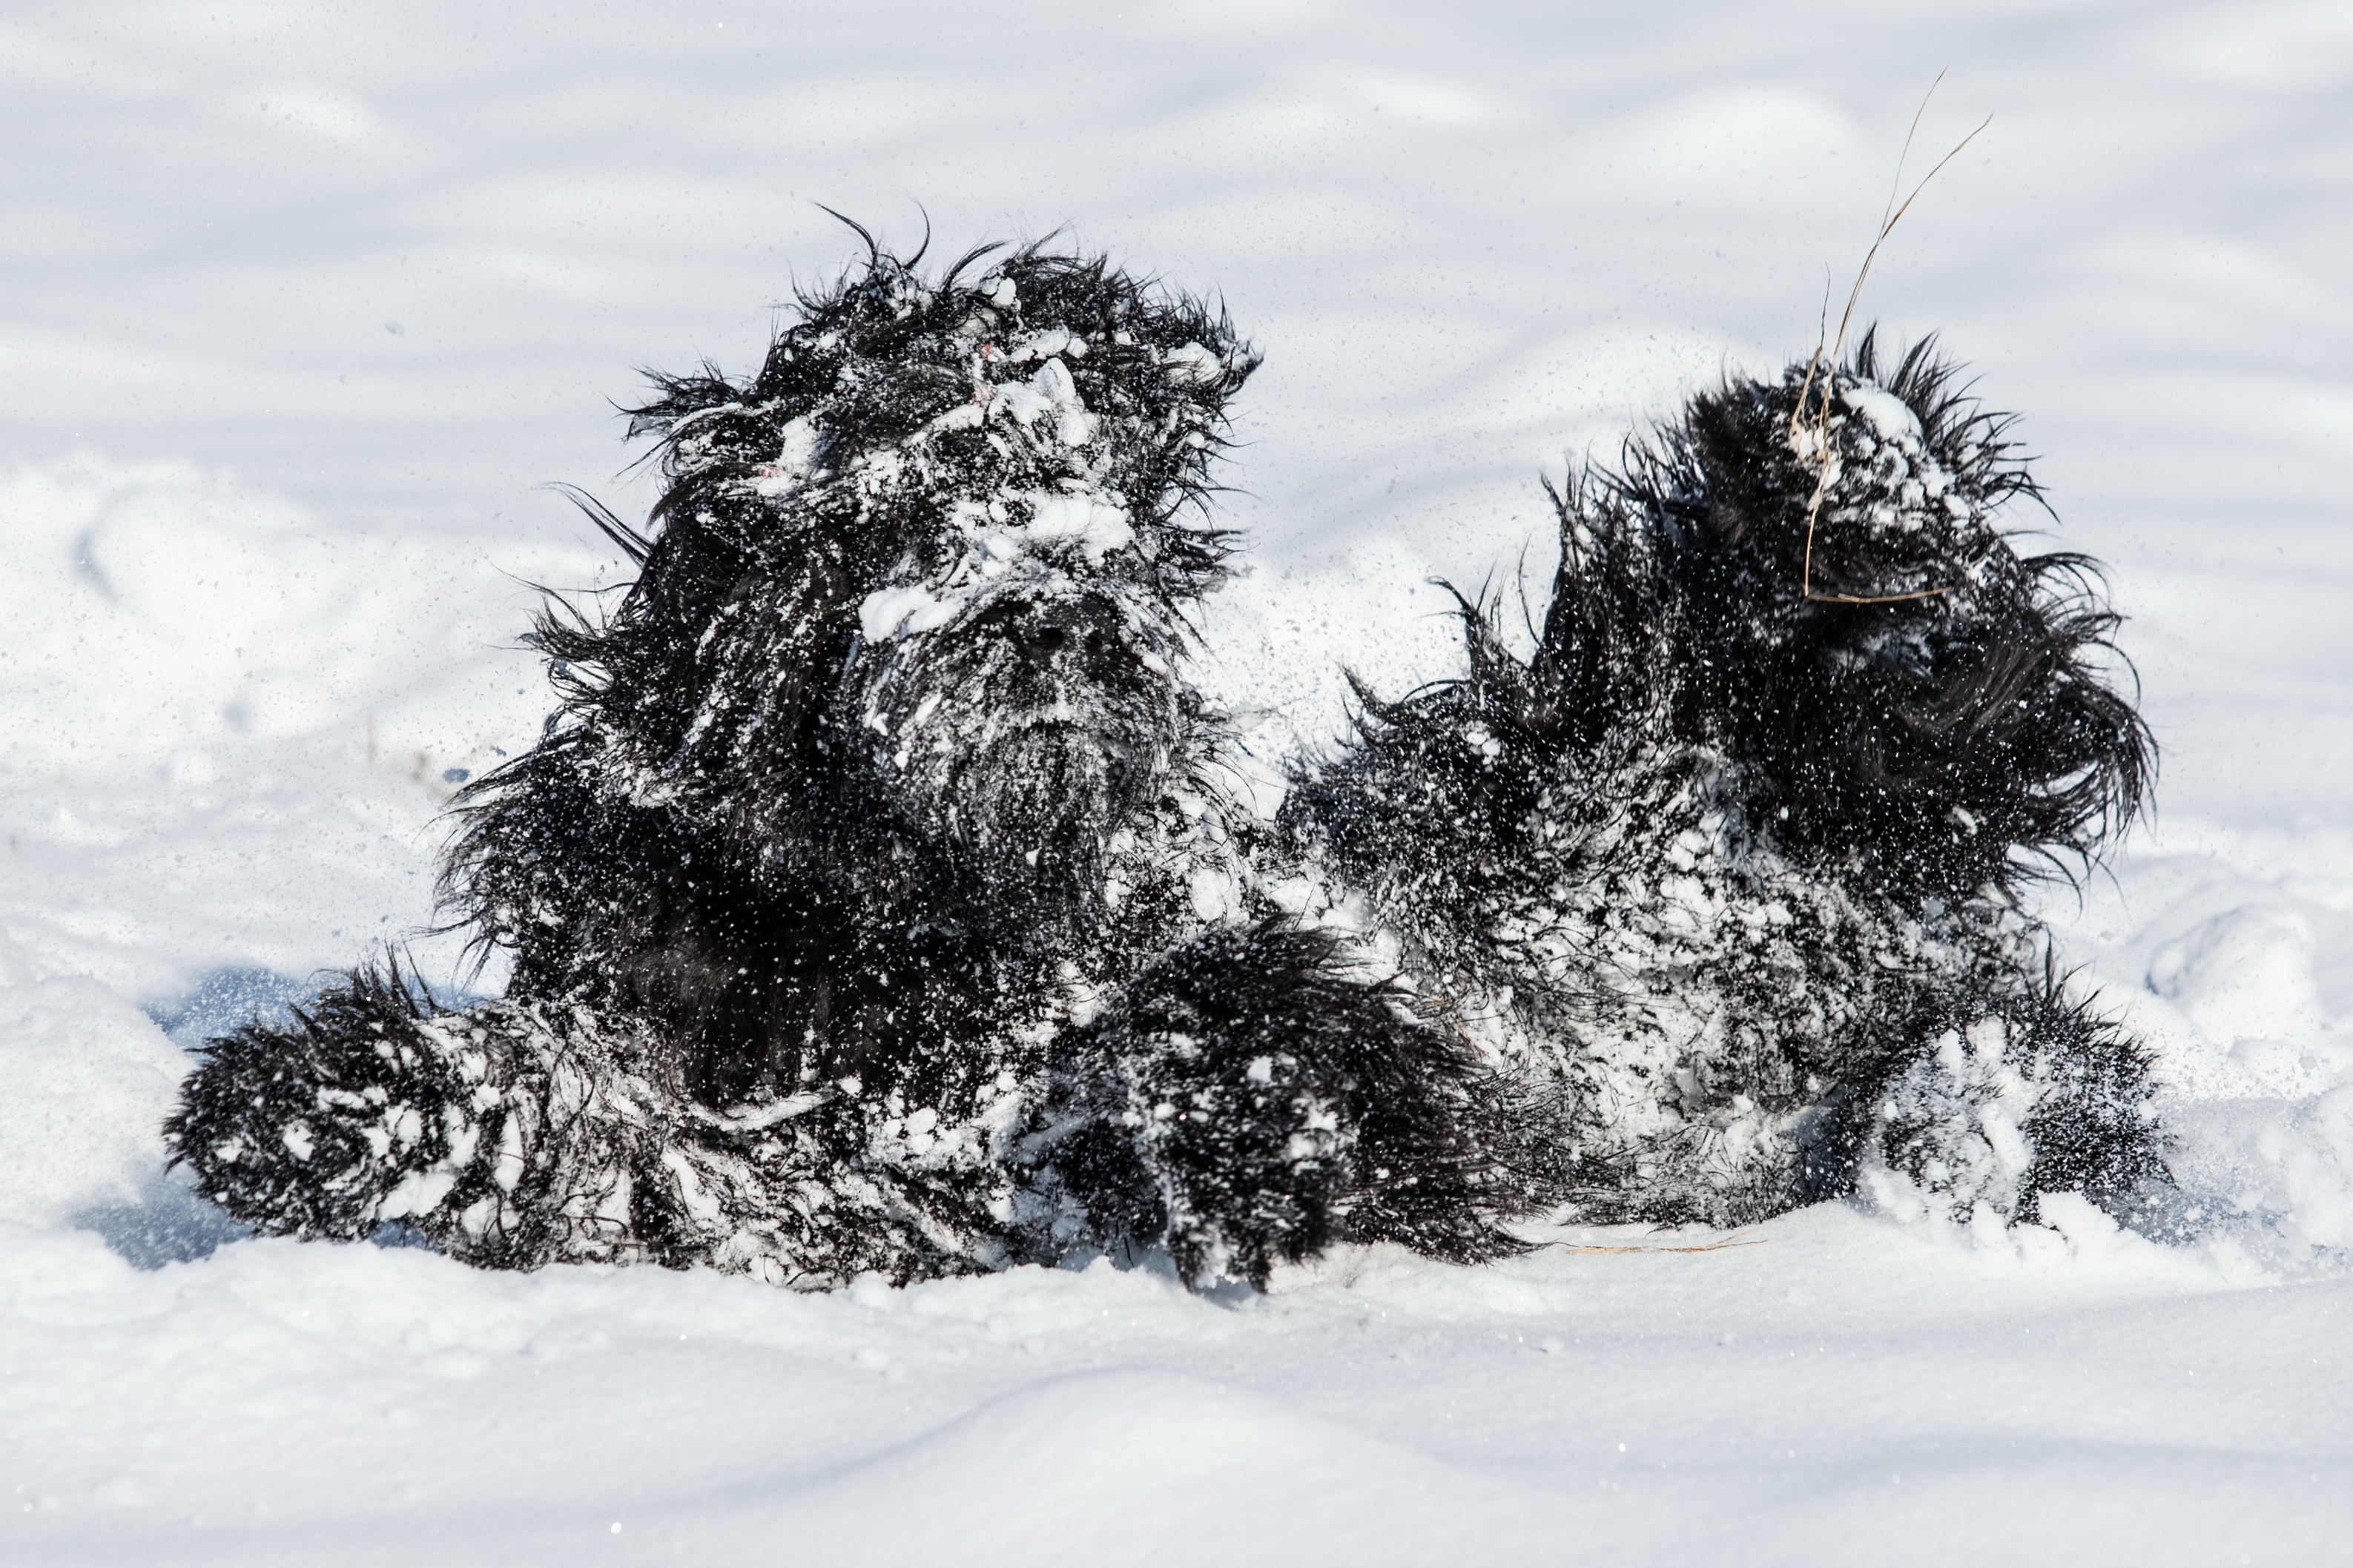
845,583,1188,922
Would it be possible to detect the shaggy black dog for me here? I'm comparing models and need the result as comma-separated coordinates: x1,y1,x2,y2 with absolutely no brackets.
1283,331,2167,1229
167,240,2169,1292
168,240,1515,1291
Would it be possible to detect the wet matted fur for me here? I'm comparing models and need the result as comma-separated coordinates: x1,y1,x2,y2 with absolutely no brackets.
168,259,2171,1292
167,239,1522,1291
1283,331,2168,1230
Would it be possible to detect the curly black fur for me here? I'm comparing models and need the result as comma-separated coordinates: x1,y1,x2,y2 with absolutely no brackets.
1036,921,1521,1288
1285,331,2169,1229
168,265,2171,1284
168,237,1519,1290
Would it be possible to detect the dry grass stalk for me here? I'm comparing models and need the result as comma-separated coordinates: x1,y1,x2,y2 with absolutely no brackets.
1548,1229,1766,1255
1792,71,1993,605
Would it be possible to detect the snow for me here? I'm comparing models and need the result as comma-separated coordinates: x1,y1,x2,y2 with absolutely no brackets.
1838,382,1925,444
0,968,186,1230
859,583,962,644
4,2,2352,1562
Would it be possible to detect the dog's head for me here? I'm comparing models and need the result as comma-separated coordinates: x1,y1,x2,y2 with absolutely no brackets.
1631,331,2153,893
1456,332,2151,902
1666,330,2035,606
552,240,1256,929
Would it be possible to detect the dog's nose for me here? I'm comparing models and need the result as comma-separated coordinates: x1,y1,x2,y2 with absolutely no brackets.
1009,609,1107,668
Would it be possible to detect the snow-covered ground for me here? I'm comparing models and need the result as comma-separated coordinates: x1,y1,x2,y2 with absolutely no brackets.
5,3,2352,1561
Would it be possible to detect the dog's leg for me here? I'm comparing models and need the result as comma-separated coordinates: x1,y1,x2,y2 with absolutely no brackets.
166,965,678,1268
1855,975,2168,1226
1028,922,1525,1290
168,964,1012,1284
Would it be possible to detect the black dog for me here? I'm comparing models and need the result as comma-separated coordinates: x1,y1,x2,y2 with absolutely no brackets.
1284,331,2167,1230
168,240,1514,1291
168,243,2169,1292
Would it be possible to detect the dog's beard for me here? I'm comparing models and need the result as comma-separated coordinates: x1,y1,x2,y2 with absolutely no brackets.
843,598,1187,939
878,716,1171,936
950,721,1149,916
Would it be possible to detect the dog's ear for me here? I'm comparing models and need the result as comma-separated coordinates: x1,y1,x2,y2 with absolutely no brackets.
1773,335,2150,894
555,267,946,834
547,520,860,851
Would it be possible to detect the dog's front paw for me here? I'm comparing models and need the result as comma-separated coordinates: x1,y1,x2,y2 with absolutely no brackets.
1033,922,1522,1289
1858,982,2168,1227
166,967,516,1246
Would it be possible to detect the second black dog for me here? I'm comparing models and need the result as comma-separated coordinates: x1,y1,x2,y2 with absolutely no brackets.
1284,331,2168,1231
